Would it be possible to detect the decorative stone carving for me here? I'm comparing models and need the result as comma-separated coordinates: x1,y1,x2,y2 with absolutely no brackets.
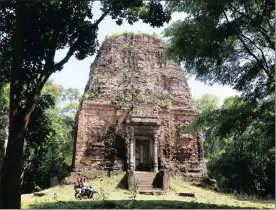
130,104,159,118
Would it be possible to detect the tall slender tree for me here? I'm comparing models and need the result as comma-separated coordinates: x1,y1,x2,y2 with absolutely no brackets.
0,1,171,208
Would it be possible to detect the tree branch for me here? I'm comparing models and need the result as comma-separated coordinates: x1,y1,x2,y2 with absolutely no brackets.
23,1,70,121
92,8,111,27
52,9,111,73
257,28,275,50
237,33,269,76
24,69,52,120
53,8,111,74
222,10,269,76
53,47,76,72
266,19,274,32
238,33,270,73
20,161,32,181
20,157,34,186
228,3,275,50
26,6,113,109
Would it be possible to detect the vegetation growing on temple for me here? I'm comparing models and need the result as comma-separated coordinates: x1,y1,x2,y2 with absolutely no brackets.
154,92,172,109
105,31,162,41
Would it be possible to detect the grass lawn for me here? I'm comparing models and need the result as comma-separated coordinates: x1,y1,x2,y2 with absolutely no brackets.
21,173,275,209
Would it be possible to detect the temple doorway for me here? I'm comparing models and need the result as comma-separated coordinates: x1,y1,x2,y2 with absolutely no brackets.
134,136,153,171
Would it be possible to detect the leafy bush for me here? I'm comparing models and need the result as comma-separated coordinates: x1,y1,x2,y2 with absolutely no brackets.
104,31,163,41
186,95,275,197
136,91,145,102
154,92,172,108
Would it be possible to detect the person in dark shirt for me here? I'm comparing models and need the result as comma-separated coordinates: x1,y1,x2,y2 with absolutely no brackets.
81,178,95,198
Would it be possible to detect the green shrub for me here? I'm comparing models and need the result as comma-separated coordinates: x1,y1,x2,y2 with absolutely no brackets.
34,186,41,192
137,31,143,37
115,94,133,112
152,32,161,40
137,91,145,102
123,42,134,49
154,92,172,108
104,31,162,41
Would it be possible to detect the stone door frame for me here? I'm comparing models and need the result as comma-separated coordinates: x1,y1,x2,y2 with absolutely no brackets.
127,126,159,173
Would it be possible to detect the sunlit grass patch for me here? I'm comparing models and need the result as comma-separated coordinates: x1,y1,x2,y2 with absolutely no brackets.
21,173,275,209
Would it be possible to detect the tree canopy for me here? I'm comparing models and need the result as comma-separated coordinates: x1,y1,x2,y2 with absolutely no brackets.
187,94,274,196
192,94,224,160
165,0,274,100
165,0,275,196
193,93,219,114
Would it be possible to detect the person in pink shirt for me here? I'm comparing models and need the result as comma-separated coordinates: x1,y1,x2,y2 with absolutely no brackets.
74,177,83,198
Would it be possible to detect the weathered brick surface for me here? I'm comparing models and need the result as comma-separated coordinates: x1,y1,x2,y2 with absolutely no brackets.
73,33,207,179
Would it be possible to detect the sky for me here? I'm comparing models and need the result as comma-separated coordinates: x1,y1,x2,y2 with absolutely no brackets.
51,2,239,105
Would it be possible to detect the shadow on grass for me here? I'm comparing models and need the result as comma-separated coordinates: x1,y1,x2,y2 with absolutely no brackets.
115,173,128,189
175,175,274,206
29,200,258,209
228,193,275,204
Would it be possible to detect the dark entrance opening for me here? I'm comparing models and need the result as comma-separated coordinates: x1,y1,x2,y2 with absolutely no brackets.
135,137,153,171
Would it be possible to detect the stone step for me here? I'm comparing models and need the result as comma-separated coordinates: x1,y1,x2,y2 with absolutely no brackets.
134,172,157,190
136,178,154,181
136,182,153,185
135,175,155,178
137,182,154,185
137,185,154,189
134,172,155,175
136,178,155,181
136,180,154,184
135,172,155,174
136,179,155,182
135,176,156,180
136,176,155,179
136,179,153,182
135,174,155,177
136,180,153,184
137,183,154,186
138,188,157,191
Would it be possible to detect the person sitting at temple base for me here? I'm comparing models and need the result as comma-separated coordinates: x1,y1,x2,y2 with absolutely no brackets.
74,177,83,198
81,178,96,198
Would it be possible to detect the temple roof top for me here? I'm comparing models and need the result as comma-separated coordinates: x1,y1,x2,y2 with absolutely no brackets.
104,31,163,42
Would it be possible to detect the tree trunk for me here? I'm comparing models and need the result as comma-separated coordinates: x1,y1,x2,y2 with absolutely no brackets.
0,113,26,208
0,2,26,208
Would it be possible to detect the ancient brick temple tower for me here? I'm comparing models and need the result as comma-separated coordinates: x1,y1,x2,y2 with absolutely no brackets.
72,33,207,186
